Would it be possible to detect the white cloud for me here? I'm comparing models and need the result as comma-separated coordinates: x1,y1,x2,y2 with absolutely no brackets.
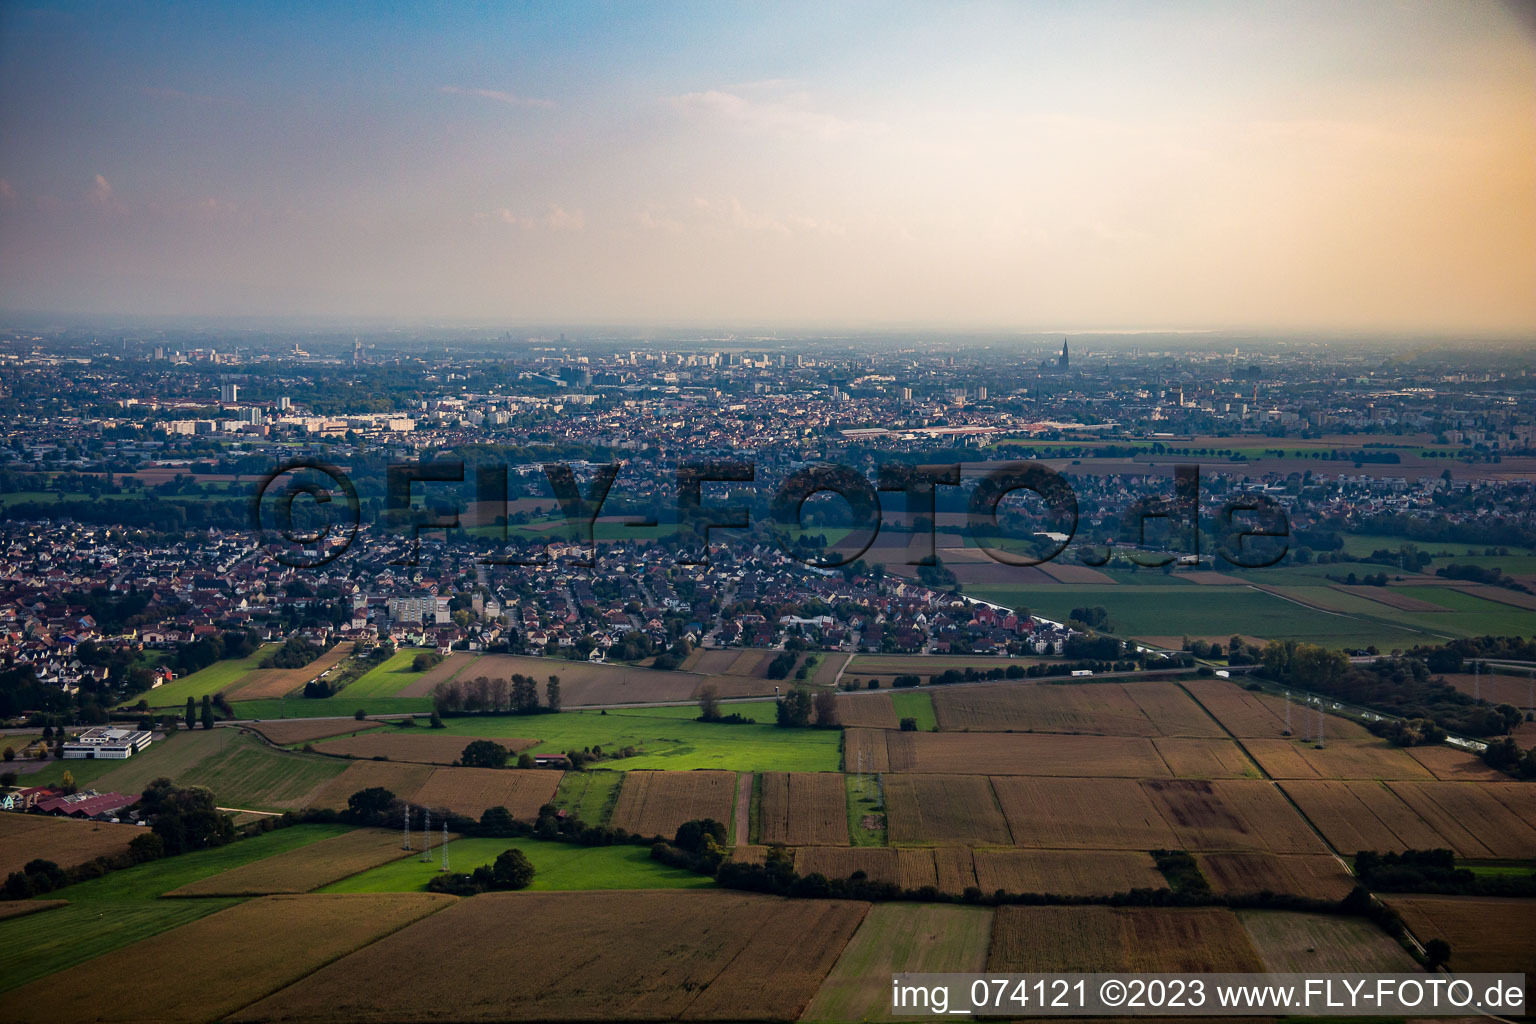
671,89,880,140
89,174,114,205
439,85,554,109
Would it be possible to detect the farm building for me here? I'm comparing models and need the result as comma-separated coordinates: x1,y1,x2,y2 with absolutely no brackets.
62,727,153,760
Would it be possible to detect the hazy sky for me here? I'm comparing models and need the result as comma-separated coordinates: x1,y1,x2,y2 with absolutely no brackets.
1,1,1532,332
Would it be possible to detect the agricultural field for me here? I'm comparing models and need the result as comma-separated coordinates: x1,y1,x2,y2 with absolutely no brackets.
312,732,538,764
833,691,898,729
120,644,277,708
320,836,717,893
339,649,428,697
609,769,737,838
991,777,1179,850
1181,678,1370,739
930,681,1222,737
1237,910,1419,973
410,767,563,818
229,891,868,1023
879,729,1249,777
758,772,850,845
1243,737,1436,780
90,728,347,811
970,849,1163,896
1387,896,1536,976
987,906,1265,972
306,761,436,811
802,904,994,1022
1196,853,1356,900
431,705,841,772
251,719,383,746
231,642,357,701
0,900,65,922
394,652,479,696
0,900,235,994
1152,737,1259,778
0,812,141,878
793,847,945,890
461,653,706,705
890,691,938,732
1404,743,1510,781
1141,779,1332,854
553,770,624,825
1281,780,1536,858
882,774,1012,845
1,894,453,1024
166,827,423,896
1438,671,1536,708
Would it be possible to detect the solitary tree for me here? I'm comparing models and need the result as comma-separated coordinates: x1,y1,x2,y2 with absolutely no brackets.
2,746,13,762
460,739,509,769
546,675,561,713
185,697,196,731
200,694,214,730
490,848,535,889
812,689,839,728
697,683,720,721
1424,938,1451,969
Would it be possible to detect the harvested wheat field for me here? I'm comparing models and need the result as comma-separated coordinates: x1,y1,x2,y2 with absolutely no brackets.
3,893,453,1024
1183,679,1369,739
1152,737,1257,778
393,652,478,697
730,844,770,866
1387,896,1536,976
933,847,978,893
971,849,1163,896
313,733,537,765
167,828,425,896
1405,744,1511,781
1439,671,1536,708
0,813,140,878
305,761,435,811
987,906,1264,972
992,777,1178,850
885,731,1173,776
1244,738,1435,780
834,692,899,729
1238,910,1419,973
609,770,737,839
1141,779,1330,854
759,772,849,845
802,903,994,1023
1196,853,1356,900
466,654,702,705
931,681,1222,737
1281,779,1536,858
250,719,383,746
411,767,562,819
843,728,890,773
882,774,1012,845
230,642,356,700
793,847,942,891
231,890,867,1023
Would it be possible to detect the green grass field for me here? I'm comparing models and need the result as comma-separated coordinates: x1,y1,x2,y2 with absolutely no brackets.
118,645,277,709
317,836,716,893
0,900,235,993
341,649,428,697
58,823,354,902
428,703,841,772
81,729,346,811
845,773,885,847
890,691,937,732
553,770,623,825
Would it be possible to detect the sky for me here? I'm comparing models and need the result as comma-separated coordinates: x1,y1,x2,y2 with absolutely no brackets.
0,1,1533,333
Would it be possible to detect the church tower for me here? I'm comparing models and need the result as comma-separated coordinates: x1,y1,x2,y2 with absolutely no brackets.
1058,339,1069,369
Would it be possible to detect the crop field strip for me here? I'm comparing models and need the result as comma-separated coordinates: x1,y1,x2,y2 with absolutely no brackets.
1280,779,1536,858
833,691,899,729
929,680,1224,737
250,719,383,746
1403,743,1511,781
1181,678,1371,739
1237,910,1420,973
229,642,357,701
987,906,1266,972
312,732,538,764
802,903,994,1022
1196,853,1356,900
465,653,706,705
166,827,430,896
873,728,1251,777
608,769,737,838
881,774,1012,845
1386,896,1536,976
1,894,455,1024
793,847,945,891
306,761,436,810
758,772,850,845
392,651,479,696
0,812,141,877
229,891,868,1023
970,849,1164,896
410,766,562,818
89,729,347,812
1244,738,1437,780
0,900,66,923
